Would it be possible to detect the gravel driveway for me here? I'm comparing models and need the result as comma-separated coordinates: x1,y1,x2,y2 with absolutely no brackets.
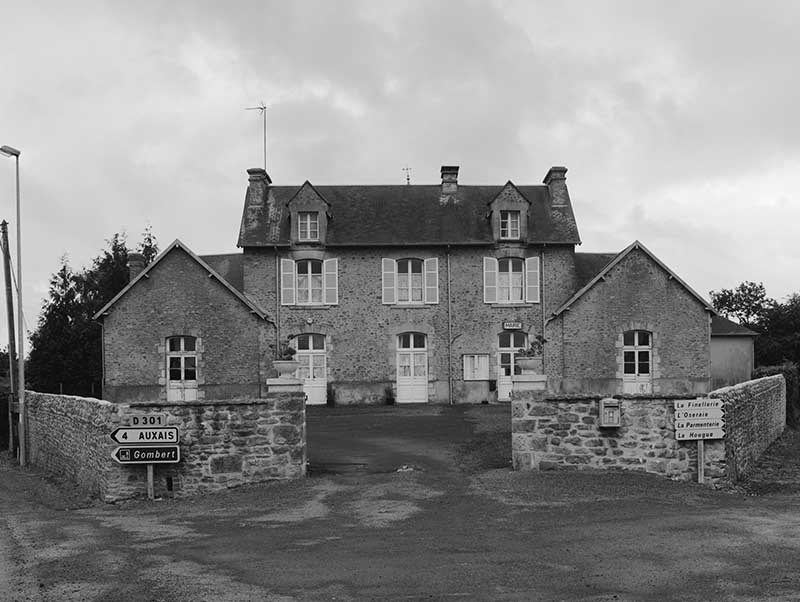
1,404,799,601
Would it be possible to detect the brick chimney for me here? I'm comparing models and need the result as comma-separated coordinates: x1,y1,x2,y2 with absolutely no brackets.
441,165,459,196
127,252,145,282
247,167,272,206
543,166,569,206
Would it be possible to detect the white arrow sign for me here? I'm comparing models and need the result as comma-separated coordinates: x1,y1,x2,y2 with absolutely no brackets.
674,408,724,420
675,418,724,430
676,428,725,441
110,427,179,445
674,399,723,411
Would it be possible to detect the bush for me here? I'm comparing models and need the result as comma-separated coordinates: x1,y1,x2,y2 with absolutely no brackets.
326,383,336,407
384,385,395,406
753,362,799,428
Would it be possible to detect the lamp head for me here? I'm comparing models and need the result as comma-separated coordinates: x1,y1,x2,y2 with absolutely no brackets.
0,145,20,157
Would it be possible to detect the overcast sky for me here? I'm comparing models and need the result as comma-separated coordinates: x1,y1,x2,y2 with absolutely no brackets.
2,1,799,351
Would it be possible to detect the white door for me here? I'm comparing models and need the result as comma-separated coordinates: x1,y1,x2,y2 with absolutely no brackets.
622,330,653,394
497,331,527,401
294,334,327,405
166,336,198,402
396,333,428,403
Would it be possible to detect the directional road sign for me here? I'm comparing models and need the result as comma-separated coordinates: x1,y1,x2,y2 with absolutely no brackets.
676,428,725,441
675,417,725,430
112,445,180,464
674,408,724,421
129,413,168,427
674,399,723,411
109,427,179,445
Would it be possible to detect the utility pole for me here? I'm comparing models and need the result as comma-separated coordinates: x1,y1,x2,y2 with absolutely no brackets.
0,221,16,453
245,102,267,171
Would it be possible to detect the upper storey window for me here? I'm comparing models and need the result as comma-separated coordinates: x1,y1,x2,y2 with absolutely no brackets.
483,257,540,304
298,212,319,242
500,210,520,240
281,258,338,306
382,258,439,305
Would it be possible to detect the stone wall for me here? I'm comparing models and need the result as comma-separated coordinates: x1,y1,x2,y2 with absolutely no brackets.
25,391,305,502
512,376,786,485
711,375,786,481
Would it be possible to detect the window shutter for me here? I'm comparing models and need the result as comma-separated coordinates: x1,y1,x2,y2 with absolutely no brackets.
424,258,439,304
323,258,338,305
280,259,296,306
483,257,497,304
525,256,540,303
382,258,396,304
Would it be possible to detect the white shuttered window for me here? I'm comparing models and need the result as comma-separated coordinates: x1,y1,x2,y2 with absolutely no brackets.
382,258,438,304
281,258,339,306
483,256,540,304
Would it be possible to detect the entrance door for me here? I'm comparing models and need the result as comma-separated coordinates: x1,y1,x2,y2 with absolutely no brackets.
294,334,327,405
396,332,428,403
166,336,198,402
497,331,527,401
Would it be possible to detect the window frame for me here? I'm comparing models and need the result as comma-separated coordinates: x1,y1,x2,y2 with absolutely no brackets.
499,210,521,240
463,354,490,381
281,257,338,306
483,256,540,304
166,336,198,383
382,257,439,305
298,211,319,242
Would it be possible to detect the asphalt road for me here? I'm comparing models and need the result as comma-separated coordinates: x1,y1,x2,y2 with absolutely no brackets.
1,404,799,601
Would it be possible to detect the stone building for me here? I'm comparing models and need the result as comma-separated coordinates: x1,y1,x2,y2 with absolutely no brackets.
96,165,717,404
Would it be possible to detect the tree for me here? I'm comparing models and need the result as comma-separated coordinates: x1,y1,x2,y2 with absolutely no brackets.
27,230,158,397
709,281,774,330
756,294,800,367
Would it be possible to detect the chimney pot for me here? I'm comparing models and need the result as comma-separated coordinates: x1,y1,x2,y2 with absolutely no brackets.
247,167,272,185
128,252,145,282
246,167,271,207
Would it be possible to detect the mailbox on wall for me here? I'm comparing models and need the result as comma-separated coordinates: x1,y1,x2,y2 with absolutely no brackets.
599,398,621,428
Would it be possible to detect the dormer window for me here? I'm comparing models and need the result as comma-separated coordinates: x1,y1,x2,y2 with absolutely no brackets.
298,212,319,242
500,211,520,239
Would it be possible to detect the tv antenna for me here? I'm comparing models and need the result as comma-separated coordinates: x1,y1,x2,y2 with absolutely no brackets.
245,102,267,171
402,165,412,185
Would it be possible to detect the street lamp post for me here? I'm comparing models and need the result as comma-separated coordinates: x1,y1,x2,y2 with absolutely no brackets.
0,145,24,466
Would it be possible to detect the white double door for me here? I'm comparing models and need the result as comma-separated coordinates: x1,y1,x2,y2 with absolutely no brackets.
497,331,527,401
293,334,327,405
396,333,428,403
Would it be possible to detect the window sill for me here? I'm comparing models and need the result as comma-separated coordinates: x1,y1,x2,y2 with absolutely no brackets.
285,304,335,310
387,304,433,309
487,302,538,308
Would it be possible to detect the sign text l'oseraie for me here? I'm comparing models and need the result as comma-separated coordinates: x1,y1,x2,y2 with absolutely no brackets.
109,427,179,445
112,445,180,464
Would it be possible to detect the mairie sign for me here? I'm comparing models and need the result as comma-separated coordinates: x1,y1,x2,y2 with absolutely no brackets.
110,427,179,445
112,445,180,464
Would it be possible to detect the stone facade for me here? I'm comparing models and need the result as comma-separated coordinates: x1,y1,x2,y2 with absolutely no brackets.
25,391,305,502
546,246,711,396
101,244,273,403
511,375,785,485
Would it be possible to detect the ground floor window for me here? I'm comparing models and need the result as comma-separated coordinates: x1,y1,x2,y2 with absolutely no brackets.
463,354,490,380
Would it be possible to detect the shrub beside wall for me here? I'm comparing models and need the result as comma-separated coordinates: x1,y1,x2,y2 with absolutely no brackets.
25,392,306,502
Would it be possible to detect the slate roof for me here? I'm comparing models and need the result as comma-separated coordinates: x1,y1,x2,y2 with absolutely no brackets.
93,240,267,320
200,253,243,293
238,183,581,247
551,241,714,318
574,252,618,289
711,315,759,337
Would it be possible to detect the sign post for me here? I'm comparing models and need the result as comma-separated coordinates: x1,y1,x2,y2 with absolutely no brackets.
111,418,180,501
673,399,725,484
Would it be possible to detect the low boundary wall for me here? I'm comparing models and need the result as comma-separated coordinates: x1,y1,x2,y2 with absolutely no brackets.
25,391,306,502
512,375,785,486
